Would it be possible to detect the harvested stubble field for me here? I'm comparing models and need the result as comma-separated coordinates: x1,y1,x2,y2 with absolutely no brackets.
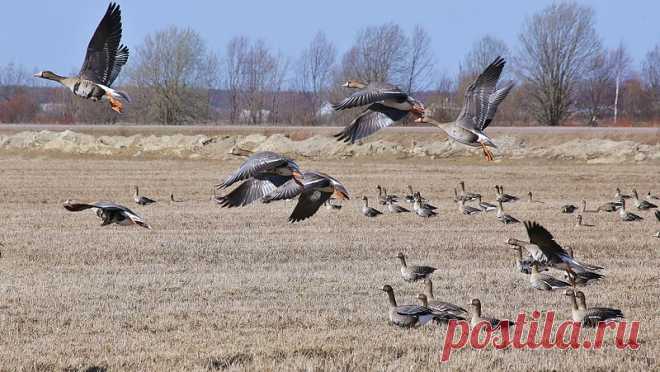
0,129,659,371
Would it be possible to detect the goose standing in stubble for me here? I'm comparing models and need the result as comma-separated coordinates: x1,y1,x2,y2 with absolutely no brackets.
618,199,643,221
565,290,623,327
381,285,436,328
360,196,382,217
214,151,303,208
422,279,468,317
470,298,514,329
396,252,436,282
496,200,519,224
34,3,130,113
415,57,514,161
134,186,156,206
632,189,657,210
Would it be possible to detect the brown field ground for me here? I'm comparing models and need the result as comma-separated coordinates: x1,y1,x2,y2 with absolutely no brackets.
0,130,659,370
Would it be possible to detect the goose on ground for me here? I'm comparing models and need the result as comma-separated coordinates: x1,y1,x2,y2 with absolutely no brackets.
614,187,631,201
382,285,436,328
561,204,578,214
133,186,156,206
565,290,623,327
324,199,343,210
64,200,150,229
404,185,415,204
34,3,130,113
497,200,519,224
619,199,643,221
416,294,466,323
458,181,480,201
511,245,547,274
527,191,544,203
507,221,603,283
470,298,514,329
422,279,469,317
529,262,571,291
215,151,303,208
413,194,437,217
333,81,425,143
261,171,349,223
575,214,594,227
386,199,410,213
596,201,622,212
647,192,660,201
413,192,437,210
632,189,657,210
415,57,514,161
458,199,480,215
169,193,184,203
360,196,382,217
476,195,497,212
396,252,436,282
496,185,519,203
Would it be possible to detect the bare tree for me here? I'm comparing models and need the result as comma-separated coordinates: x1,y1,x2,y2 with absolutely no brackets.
516,2,601,126
642,44,660,99
576,51,615,125
127,26,218,125
610,43,631,123
340,23,409,84
224,36,249,123
460,36,510,78
295,31,337,123
403,25,435,94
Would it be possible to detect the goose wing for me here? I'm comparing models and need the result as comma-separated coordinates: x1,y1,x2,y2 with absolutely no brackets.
334,104,408,144
215,175,290,208
217,151,296,190
288,189,333,223
332,83,407,111
79,3,127,86
457,57,511,131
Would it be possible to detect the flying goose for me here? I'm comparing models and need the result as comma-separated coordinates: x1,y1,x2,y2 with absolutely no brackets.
413,194,437,217
496,185,519,203
133,186,156,206
476,195,497,212
529,262,571,291
632,189,657,210
333,80,425,143
64,200,150,229
416,294,466,323
386,199,410,213
458,199,480,215
458,181,480,201
422,279,468,317
396,252,436,282
34,3,130,113
261,171,349,223
470,298,514,329
561,247,603,286
415,57,513,161
360,196,382,217
511,245,547,274
215,151,303,208
507,221,603,282
618,199,643,221
527,191,544,203
381,285,436,328
565,290,623,327
496,200,519,224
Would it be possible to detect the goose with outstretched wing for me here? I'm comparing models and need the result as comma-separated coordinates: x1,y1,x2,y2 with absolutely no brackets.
333,80,425,144
34,3,130,113
214,151,304,208
262,171,349,223
416,57,514,161
64,200,150,229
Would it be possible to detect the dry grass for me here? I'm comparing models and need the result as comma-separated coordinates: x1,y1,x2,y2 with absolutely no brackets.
0,156,658,371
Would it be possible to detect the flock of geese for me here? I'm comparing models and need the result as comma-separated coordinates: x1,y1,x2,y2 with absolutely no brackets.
34,3,658,333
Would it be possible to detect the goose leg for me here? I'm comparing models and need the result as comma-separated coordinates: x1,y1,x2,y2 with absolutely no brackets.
480,142,494,161
107,93,124,113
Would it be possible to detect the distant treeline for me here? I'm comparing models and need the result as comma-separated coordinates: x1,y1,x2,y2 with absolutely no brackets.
1,3,659,126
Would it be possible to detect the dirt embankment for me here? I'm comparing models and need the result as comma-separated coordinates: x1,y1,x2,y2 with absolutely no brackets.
0,129,658,163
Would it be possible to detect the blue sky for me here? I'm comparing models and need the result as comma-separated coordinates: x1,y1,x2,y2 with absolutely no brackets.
2,0,658,76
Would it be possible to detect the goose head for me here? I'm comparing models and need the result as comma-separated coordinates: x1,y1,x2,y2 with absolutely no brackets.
342,79,367,89
34,70,64,82
470,298,482,317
